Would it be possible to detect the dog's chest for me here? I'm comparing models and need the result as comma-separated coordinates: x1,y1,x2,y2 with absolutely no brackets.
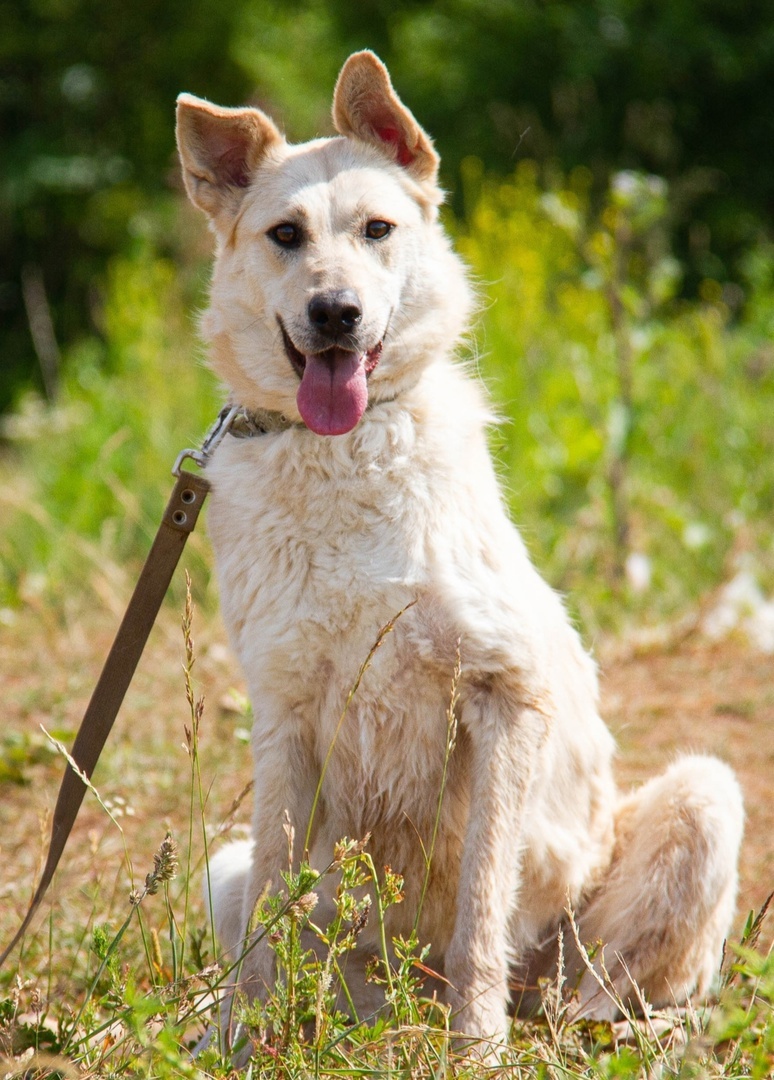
209,431,428,624
207,428,461,805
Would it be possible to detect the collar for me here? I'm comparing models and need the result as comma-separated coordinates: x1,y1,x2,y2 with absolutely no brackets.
227,392,399,440
227,407,299,438
172,405,295,475
174,390,402,477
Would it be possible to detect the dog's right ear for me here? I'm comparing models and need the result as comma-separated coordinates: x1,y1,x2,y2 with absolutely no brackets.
176,94,282,221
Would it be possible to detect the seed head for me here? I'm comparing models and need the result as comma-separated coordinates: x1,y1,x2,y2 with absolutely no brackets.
145,832,179,895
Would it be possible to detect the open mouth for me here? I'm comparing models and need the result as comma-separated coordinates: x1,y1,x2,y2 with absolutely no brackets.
279,321,382,379
278,319,383,436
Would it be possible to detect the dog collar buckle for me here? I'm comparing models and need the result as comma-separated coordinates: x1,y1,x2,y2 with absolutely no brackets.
172,404,243,476
172,405,298,476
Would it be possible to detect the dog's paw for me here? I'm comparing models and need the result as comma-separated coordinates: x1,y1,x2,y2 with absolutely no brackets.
446,983,511,1061
203,937,276,1064
445,946,510,1041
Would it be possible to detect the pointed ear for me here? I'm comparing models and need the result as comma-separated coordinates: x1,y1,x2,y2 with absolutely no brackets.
176,93,282,220
332,52,439,186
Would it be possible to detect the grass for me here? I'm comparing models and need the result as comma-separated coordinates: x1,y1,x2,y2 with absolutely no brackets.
0,587,772,1078
0,167,773,1075
454,161,774,635
0,235,220,617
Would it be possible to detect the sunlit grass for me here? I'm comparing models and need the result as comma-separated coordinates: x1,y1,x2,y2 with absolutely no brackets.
0,594,771,1078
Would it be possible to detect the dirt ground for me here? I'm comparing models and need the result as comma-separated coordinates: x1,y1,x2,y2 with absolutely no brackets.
600,636,774,923
0,602,771,960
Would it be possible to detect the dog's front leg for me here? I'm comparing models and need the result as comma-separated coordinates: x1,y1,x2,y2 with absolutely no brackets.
444,682,543,1052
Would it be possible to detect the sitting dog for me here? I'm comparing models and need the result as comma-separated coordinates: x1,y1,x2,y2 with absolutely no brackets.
175,51,743,1050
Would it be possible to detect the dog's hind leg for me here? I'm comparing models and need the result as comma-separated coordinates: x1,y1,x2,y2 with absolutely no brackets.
567,754,743,1020
197,840,255,1060
204,840,255,962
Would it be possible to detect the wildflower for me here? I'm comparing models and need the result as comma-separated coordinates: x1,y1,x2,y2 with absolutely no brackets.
290,892,319,920
331,833,371,869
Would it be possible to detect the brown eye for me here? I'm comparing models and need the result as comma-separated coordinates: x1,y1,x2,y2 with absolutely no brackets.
269,223,301,248
365,220,394,241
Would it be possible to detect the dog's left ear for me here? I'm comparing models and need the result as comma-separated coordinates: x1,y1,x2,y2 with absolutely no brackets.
332,51,440,186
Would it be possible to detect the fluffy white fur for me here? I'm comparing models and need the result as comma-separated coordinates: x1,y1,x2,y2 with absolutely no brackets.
176,51,744,1053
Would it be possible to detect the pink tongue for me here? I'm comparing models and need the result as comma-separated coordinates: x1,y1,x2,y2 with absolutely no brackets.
296,350,368,436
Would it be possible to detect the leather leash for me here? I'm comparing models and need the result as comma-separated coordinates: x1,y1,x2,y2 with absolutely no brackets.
0,405,244,968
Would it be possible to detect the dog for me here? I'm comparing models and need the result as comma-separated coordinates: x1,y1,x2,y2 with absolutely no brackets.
175,51,744,1053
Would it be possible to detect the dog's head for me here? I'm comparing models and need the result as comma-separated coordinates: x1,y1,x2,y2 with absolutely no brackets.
176,51,471,435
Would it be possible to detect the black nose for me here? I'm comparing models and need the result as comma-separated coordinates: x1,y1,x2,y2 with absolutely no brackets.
307,289,363,339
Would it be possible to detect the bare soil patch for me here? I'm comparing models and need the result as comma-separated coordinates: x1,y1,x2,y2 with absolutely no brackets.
601,637,774,924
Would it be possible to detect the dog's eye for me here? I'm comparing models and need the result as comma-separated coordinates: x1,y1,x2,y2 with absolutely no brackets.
268,223,301,248
365,220,394,241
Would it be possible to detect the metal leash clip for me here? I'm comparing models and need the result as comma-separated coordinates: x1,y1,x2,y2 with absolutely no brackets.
172,404,243,476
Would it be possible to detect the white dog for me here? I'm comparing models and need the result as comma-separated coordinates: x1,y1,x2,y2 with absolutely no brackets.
176,51,743,1050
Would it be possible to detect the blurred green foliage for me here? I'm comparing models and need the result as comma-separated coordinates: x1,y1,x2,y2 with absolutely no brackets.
1,164,772,631
3,0,774,408
1,0,254,411
234,0,774,268
456,160,774,629
0,233,219,611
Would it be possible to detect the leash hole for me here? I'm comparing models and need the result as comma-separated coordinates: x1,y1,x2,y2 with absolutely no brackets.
181,488,196,504
173,510,187,525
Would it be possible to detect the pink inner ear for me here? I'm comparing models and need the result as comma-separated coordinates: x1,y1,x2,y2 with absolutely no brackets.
375,125,415,168
215,145,251,188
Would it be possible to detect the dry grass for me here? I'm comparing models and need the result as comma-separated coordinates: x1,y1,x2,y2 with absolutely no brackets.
0,587,772,1076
